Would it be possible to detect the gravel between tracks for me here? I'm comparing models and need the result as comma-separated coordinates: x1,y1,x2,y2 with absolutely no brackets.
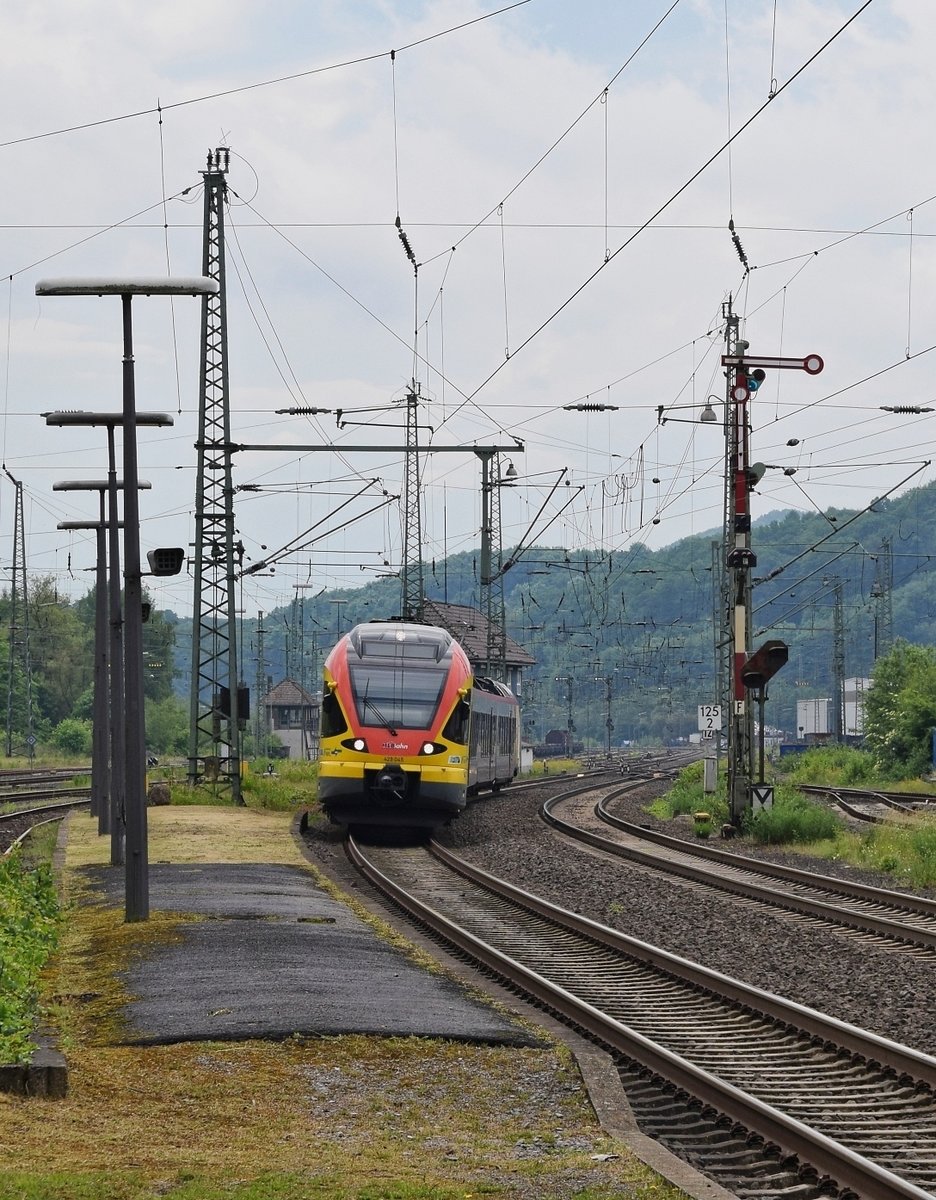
433,779,936,1059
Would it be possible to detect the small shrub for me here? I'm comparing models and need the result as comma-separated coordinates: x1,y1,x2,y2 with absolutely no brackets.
652,762,728,823
50,718,92,757
778,745,878,788
748,789,843,845
242,759,319,812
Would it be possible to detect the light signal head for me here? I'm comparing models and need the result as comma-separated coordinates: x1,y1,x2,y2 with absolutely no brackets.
747,367,767,392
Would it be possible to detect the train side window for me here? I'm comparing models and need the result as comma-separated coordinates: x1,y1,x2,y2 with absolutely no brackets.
442,698,470,745
320,689,348,737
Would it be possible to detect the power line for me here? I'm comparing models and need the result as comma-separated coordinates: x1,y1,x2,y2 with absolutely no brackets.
463,1,875,404
0,2,533,150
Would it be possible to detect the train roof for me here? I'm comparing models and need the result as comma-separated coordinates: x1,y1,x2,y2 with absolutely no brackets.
346,620,458,664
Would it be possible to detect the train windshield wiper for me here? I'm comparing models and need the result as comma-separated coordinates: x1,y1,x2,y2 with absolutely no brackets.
361,682,398,736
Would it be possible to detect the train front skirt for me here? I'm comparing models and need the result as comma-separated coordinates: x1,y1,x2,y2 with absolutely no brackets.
318,756,468,829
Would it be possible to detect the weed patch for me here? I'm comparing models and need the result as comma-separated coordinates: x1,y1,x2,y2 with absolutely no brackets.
747,788,843,845
650,761,727,824
0,850,59,1064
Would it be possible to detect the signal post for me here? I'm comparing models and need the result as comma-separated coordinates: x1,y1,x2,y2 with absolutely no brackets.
720,301,823,826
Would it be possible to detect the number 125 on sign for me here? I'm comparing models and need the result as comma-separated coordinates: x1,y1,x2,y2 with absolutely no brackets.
698,704,722,731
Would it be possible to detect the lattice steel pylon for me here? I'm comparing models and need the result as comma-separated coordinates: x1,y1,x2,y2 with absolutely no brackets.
479,450,507,680
4,473,33,757
400,383,424,621
187,147,243,802
872,537,894,660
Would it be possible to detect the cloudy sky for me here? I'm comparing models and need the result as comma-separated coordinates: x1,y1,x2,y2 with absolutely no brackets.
1,0,933,618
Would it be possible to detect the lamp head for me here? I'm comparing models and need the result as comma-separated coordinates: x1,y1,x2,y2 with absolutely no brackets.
699,402,718,423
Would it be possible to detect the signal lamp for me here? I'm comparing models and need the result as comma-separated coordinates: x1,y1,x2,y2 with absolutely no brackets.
147,547,185,576
746,367,767,392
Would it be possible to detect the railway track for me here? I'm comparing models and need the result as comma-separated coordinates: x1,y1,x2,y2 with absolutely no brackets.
541,781,936,958
347,830,936,1199
0,786,93,812
799,784,923,824
0,797,91,855
0,766,90,789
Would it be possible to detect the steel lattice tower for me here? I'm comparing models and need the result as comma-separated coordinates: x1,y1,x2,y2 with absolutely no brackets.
4,473,33,756
400,384,424,621
872,537,894,659
479,451,507,679
187,148,242,801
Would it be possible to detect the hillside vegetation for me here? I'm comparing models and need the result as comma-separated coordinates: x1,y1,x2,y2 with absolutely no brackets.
4,479,936,757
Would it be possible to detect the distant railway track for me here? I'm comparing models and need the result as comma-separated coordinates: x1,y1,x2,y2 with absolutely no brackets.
798,784,924,825
347,829,936,1199
0,797,91,855
540,781,936,958
0,786,93,811
0,767,90,789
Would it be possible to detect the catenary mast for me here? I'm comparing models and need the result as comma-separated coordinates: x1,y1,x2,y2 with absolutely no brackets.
187,148,243,802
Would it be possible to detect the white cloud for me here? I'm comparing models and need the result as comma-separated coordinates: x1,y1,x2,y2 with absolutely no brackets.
1,0,934,617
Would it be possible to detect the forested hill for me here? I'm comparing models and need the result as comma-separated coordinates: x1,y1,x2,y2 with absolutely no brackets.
169,478,935,747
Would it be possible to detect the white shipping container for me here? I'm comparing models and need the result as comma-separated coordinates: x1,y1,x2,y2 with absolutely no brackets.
797,698,831,737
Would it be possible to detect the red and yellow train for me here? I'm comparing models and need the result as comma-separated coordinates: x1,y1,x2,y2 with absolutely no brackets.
318,620,519,830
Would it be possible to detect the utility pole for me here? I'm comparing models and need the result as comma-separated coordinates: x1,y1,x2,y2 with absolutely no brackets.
188,147,243,802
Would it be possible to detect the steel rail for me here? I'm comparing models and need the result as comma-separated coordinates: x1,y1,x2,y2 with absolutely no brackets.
0,786,92,808
591,788,936,916
800,785,922,812
0,799,91,855
537,790,936,952
2,815,69,857
347,834,936,1200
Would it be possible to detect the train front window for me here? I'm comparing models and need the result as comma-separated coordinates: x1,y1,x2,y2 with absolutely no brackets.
349,663,447,730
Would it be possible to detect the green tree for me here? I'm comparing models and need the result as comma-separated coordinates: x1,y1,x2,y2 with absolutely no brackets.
145,695,189,755
141,590,176,703
51,717,92,756
864,640,936,778
29,577,91,726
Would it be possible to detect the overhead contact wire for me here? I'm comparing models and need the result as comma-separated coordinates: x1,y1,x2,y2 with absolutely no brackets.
0,2,533,150
463,0,875,404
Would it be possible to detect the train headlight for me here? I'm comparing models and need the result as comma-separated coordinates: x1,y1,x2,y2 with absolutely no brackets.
422,742,435,755
353,738,366,751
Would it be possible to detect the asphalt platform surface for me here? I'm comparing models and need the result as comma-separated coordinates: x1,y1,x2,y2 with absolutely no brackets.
81,860,541,1048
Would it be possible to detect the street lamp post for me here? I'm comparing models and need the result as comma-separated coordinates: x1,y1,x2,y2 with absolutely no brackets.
46,412,168,870
59,512,109,833
37,276,217,922
54,479,145,843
